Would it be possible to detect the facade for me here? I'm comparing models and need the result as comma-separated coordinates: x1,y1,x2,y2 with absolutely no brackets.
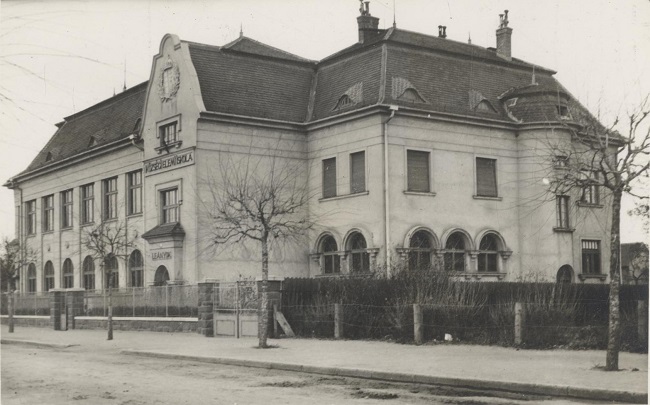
6,7,614,292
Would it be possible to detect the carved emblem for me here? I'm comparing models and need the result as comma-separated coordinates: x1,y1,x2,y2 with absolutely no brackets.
158,56,180,101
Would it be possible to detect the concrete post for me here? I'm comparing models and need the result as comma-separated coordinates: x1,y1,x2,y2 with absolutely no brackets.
638,300,648,345
514,302,524,345
334,303,343,339
197,282,216,337
50,289,65,330
413,304,423,345
65,288,86,329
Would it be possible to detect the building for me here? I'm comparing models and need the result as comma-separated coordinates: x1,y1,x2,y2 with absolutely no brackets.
5,6,614,293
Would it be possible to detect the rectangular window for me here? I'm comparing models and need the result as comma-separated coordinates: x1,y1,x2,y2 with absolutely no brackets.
580,172,600,205
350,151,366,194
127,171,143,215
103,177,118,220
81,184,94,224
476,157,498,197
322,157,337,198
160,122,178,146
42,195,54,232
61,189,73,228
161,188,179,223
25,200,36,235
582,240,601,274
556,196,570,229
407,150,430,192
554,155,568,169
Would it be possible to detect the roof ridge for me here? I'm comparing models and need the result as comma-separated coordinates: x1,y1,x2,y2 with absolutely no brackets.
62,81,148,122
225,35,314,62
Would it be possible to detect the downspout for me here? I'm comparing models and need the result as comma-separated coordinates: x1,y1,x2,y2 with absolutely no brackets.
383,105,398,275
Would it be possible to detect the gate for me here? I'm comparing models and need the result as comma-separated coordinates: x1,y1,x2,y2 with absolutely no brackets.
213,281,259,338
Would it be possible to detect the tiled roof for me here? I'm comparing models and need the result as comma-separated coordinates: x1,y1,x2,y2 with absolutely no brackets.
141,222,186,240
188,42,314,122
20,82,147,175
221,36,312,63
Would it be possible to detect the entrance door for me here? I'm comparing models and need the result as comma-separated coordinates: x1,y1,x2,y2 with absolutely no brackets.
556,265,574,283
154,266,170,286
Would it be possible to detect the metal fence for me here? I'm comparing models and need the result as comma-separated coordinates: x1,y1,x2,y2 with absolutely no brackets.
0,292,50,316
83,285,199,317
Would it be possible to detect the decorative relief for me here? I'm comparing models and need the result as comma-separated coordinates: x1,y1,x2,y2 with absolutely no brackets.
158,56,180,102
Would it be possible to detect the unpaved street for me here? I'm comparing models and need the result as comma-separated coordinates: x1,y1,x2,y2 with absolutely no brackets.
1,343,606,405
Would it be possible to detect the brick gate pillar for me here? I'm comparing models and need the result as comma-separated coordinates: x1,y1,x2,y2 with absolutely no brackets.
258,278,283,338
65,288,86,329
198,282,217,337
50,289,65,330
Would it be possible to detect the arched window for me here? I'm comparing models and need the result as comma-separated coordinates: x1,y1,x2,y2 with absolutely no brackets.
348,232,369,273
129,250,144,287
557,265,573,284
104,255,119,289
154,266,170,286
44,261,55,291
320,235,340,274
83,256,95,290
409,230,433,270
478,234,499,273
62,258,74,289
444,232,466,272
27,263,37,293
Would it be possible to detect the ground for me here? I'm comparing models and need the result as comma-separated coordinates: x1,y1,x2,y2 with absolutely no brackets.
1,343,612,405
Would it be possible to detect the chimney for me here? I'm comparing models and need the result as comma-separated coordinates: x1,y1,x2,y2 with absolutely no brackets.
357,1,380,43
438,25,447,39
496,10,512,60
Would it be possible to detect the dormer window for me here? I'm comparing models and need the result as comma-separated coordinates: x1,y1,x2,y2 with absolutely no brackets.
334,95,354,110
398,88,426,103
557,105,571,119
476,100,497,113
88,136,98,148
333,82,363,111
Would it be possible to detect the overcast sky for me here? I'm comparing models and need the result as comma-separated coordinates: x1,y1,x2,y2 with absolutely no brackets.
1,0,648,243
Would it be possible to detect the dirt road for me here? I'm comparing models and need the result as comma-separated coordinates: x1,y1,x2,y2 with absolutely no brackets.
1,343,606,405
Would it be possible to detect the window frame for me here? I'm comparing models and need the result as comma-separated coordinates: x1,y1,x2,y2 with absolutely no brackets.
322,157,337,199
127,170,143,215
580,171,600,205
349,151,366,194
556,195,571,230
444,232,466,272
129,250,144,288
581,240,601,275
155,115,182,153
475,156,498,198
81,183,95,225
320,235,340,275
161,187,180,224
348,232,370,273
102,177,118,220
62,258,74,289
405,149,431,193
61,189,73,229
25,200,36,235
44,261,55,292
408,230,433,271
42,195,54,232
477,234,499,273
27,263,37,293
83,256,95,290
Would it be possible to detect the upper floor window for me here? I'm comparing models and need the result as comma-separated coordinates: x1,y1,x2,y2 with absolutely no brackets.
322,157,337,198
160,122,178,146
161,188,179,223
580,172,600,205
582,240,601,274
406,150,430,192
103,177,118,220
553,155,568,169
42,195,54,232
61,189,73,228
476,157,497,197
81,184,94,224
25,200,36,235
556,195,570,229
127,171,143,215
350,151,366,194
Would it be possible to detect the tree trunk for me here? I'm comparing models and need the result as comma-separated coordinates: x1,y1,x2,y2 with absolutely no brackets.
605,189,622,371
258,235,269,348
107,272,113,341
8,288,14,333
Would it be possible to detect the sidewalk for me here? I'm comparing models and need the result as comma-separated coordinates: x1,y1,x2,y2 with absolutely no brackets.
1,325,647,403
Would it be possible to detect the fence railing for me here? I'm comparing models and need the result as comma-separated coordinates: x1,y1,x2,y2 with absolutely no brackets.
0,292,51,316
83,285,199,318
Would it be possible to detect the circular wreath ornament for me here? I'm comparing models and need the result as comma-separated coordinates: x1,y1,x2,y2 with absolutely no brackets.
158,56,180,101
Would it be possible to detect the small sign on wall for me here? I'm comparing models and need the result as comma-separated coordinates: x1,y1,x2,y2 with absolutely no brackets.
152,251,172,261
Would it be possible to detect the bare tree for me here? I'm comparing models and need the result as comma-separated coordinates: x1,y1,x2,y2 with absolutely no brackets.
547,97,650,370
202,150,312,348
1,238,38,333
83,220,136,340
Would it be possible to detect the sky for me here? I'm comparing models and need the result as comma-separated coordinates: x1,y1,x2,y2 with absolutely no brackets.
0,0,648,243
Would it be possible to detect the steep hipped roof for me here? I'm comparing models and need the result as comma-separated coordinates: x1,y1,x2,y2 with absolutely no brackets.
19,82,147,176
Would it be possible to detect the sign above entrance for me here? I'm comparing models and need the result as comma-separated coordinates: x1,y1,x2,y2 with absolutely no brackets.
152,251,172,261
144,148,194,175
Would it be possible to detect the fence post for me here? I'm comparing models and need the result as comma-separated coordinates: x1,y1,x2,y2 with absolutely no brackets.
334,303,343,339
197,282,216,337
50,289,65,330
8,291,14,333
413,304,423,345
65,289,85,329
514,302,524,345
638,300,648,345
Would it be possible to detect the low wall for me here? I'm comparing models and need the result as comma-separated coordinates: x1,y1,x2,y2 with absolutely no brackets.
0,315,51,328
74,316,197,333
